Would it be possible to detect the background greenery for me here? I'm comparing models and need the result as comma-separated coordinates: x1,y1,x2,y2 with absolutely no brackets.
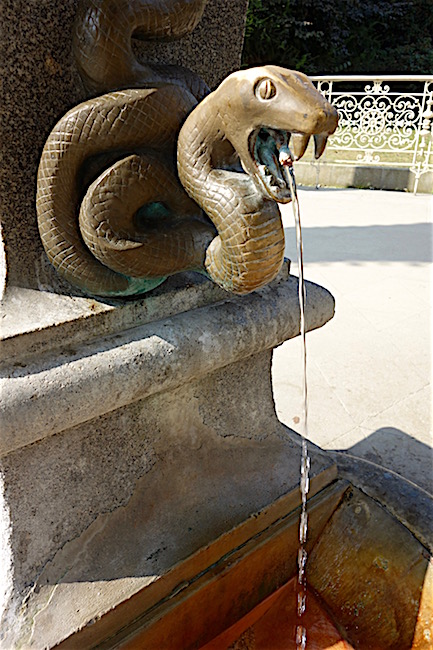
242,0,433,75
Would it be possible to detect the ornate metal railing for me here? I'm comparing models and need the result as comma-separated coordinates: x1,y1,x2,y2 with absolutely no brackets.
309,75,433,193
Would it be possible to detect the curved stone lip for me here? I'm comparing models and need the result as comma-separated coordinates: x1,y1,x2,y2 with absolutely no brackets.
0,271,335,457
330,450,433,553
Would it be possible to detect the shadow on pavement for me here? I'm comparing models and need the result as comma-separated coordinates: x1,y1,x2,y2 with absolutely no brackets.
334,426,433,495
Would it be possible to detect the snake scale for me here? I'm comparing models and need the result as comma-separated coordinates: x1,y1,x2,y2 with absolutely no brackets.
36,0,338,297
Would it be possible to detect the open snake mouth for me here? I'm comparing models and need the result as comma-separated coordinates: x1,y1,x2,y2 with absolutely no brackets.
249,127,328,203
249,128,294,203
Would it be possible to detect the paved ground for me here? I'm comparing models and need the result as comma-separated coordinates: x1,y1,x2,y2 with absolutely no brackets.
272,187,432,494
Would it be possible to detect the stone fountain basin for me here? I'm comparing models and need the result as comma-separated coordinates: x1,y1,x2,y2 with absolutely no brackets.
5,269,429,649
56,457,432,649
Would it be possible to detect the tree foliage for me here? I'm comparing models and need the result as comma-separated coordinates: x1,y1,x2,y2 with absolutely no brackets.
242,0,433,74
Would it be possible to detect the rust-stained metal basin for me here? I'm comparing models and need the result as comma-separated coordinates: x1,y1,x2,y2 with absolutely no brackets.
59,468,432,649
200,485,433,650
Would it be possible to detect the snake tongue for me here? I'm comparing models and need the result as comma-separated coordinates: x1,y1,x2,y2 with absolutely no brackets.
314,134,328,159
291,134,310,160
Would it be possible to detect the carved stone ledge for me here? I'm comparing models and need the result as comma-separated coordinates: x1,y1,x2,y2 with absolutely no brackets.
0,269,334,457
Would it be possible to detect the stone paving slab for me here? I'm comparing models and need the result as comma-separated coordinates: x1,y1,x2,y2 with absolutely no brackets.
272,187,432,494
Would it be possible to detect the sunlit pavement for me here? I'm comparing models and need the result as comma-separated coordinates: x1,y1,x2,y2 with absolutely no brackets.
272,187,432,494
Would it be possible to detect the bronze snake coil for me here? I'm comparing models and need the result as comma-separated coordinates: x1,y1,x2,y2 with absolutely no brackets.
36,0,338,297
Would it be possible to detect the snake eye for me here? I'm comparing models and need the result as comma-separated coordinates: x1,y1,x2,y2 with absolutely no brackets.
255,78,277,100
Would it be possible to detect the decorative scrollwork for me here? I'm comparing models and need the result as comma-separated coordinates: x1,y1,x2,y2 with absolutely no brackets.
312,76,433,191
356,151,380,164
365,81,390,95
331,92,422,153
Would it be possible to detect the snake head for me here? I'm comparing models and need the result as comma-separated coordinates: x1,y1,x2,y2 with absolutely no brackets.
220,66,338,203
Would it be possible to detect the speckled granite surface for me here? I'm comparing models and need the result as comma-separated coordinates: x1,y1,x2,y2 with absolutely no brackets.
0,0,248,291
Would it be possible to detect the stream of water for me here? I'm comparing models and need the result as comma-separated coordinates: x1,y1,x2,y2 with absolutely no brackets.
281,156,310,650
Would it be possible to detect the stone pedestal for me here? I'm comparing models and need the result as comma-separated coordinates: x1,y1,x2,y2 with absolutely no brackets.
1,266,336,646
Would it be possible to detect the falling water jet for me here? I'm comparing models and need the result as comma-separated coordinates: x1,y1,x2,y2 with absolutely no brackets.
280,148,311,649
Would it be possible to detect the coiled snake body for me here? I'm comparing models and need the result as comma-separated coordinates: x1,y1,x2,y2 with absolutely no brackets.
36,0,338,297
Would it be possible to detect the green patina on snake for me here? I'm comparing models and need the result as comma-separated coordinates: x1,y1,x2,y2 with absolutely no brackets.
36,0,338,297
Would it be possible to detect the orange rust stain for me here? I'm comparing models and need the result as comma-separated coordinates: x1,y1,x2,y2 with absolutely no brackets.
200,578,354,650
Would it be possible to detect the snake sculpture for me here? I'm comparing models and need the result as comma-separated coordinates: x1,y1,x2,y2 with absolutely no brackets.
36,0,338,297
